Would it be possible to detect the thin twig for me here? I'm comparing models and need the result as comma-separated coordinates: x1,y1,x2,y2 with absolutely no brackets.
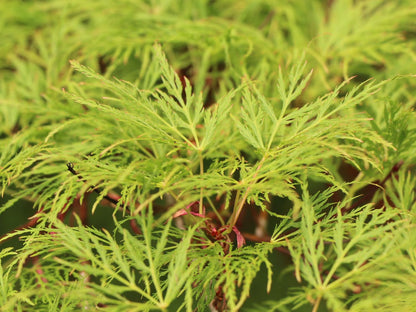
66,163,120,206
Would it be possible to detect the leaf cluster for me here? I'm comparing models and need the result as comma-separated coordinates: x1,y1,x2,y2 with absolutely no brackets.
1,1,416,311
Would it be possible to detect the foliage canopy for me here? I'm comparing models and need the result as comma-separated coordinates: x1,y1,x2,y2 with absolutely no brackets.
1,1,416,311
